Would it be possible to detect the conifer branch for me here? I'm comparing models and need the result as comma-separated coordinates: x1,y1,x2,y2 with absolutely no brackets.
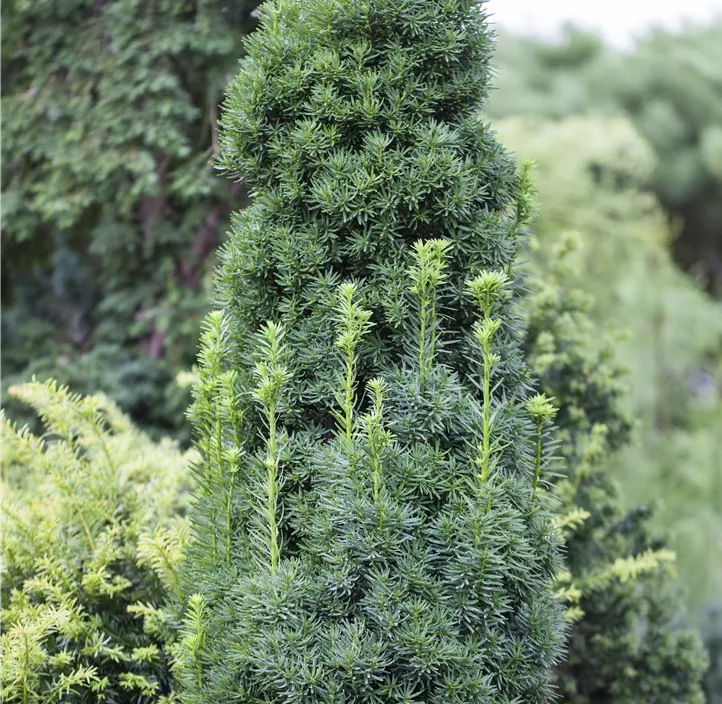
409,239,453,388
333,283,373,446
252,322,289,572
526,393,557,493
467,271,510,493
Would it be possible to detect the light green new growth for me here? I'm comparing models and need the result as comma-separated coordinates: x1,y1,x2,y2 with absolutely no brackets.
178,594,208,691
361,378,391,504
467,271,510,491
516,160,538,225
196,312,228,559
409,239,454,387
1,380,190,703
252,322,290,572
333,283,374,445
526,393,557,492
193,312,250,568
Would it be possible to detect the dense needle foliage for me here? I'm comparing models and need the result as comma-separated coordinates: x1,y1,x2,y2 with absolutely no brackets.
1,2,714,702
179,1,566,701
0,382,191,702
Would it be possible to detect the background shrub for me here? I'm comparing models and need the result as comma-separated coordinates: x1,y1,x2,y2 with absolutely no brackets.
1,381,190,702
1,0,260,439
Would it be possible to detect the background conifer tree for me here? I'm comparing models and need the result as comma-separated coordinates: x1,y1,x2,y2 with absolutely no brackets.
180,0,566,701
526,239,708,703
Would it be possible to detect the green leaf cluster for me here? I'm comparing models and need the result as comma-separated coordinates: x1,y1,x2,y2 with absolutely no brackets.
1,0,260,438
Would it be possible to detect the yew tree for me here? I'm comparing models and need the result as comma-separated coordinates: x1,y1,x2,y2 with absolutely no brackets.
179,1,567,702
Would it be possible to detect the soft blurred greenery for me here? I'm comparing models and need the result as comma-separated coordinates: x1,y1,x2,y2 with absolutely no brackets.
494,114,722,619
489,22,722,296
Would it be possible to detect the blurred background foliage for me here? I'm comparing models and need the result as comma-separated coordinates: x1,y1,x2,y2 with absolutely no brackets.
494,115,722,616
488,22,722,297
2,4,720,698
487,28,722,697
1,0,261,441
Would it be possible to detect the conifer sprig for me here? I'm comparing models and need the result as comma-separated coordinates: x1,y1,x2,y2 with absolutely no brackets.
467,271,510,491
252,322,290,572
359,378,391,503
333,283,374,444
526,393,557,493
409,239,453,386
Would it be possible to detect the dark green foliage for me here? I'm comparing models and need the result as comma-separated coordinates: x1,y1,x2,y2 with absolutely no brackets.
0,381,191,702
214,0,523,409
1,0,260,438
488,22,722,296
526,242,708,703
179,1,566,701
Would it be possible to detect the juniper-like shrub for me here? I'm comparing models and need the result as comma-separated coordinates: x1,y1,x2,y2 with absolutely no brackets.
0,381,191,703
526,239,708,703
179,0,566,701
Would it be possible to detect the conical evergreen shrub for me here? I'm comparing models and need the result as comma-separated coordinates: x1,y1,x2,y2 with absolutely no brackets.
179,1,566,702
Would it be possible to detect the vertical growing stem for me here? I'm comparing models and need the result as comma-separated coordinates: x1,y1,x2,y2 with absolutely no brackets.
265,401,280,571
526,393,557,496
223,394,242,567
334,283,373,446
343,344,355,445
365,379,388,504
532,422,543,491
196,311,232,562
480,319,494,486
213,393,223,558
252,322,289,573
418,295,428,388
466,270,509,505
410,239,452,390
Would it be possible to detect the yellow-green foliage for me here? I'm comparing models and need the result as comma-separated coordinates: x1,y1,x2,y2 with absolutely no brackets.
1,381,191,703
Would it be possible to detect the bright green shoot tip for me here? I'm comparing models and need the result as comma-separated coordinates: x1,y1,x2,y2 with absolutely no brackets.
526,393,558,425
